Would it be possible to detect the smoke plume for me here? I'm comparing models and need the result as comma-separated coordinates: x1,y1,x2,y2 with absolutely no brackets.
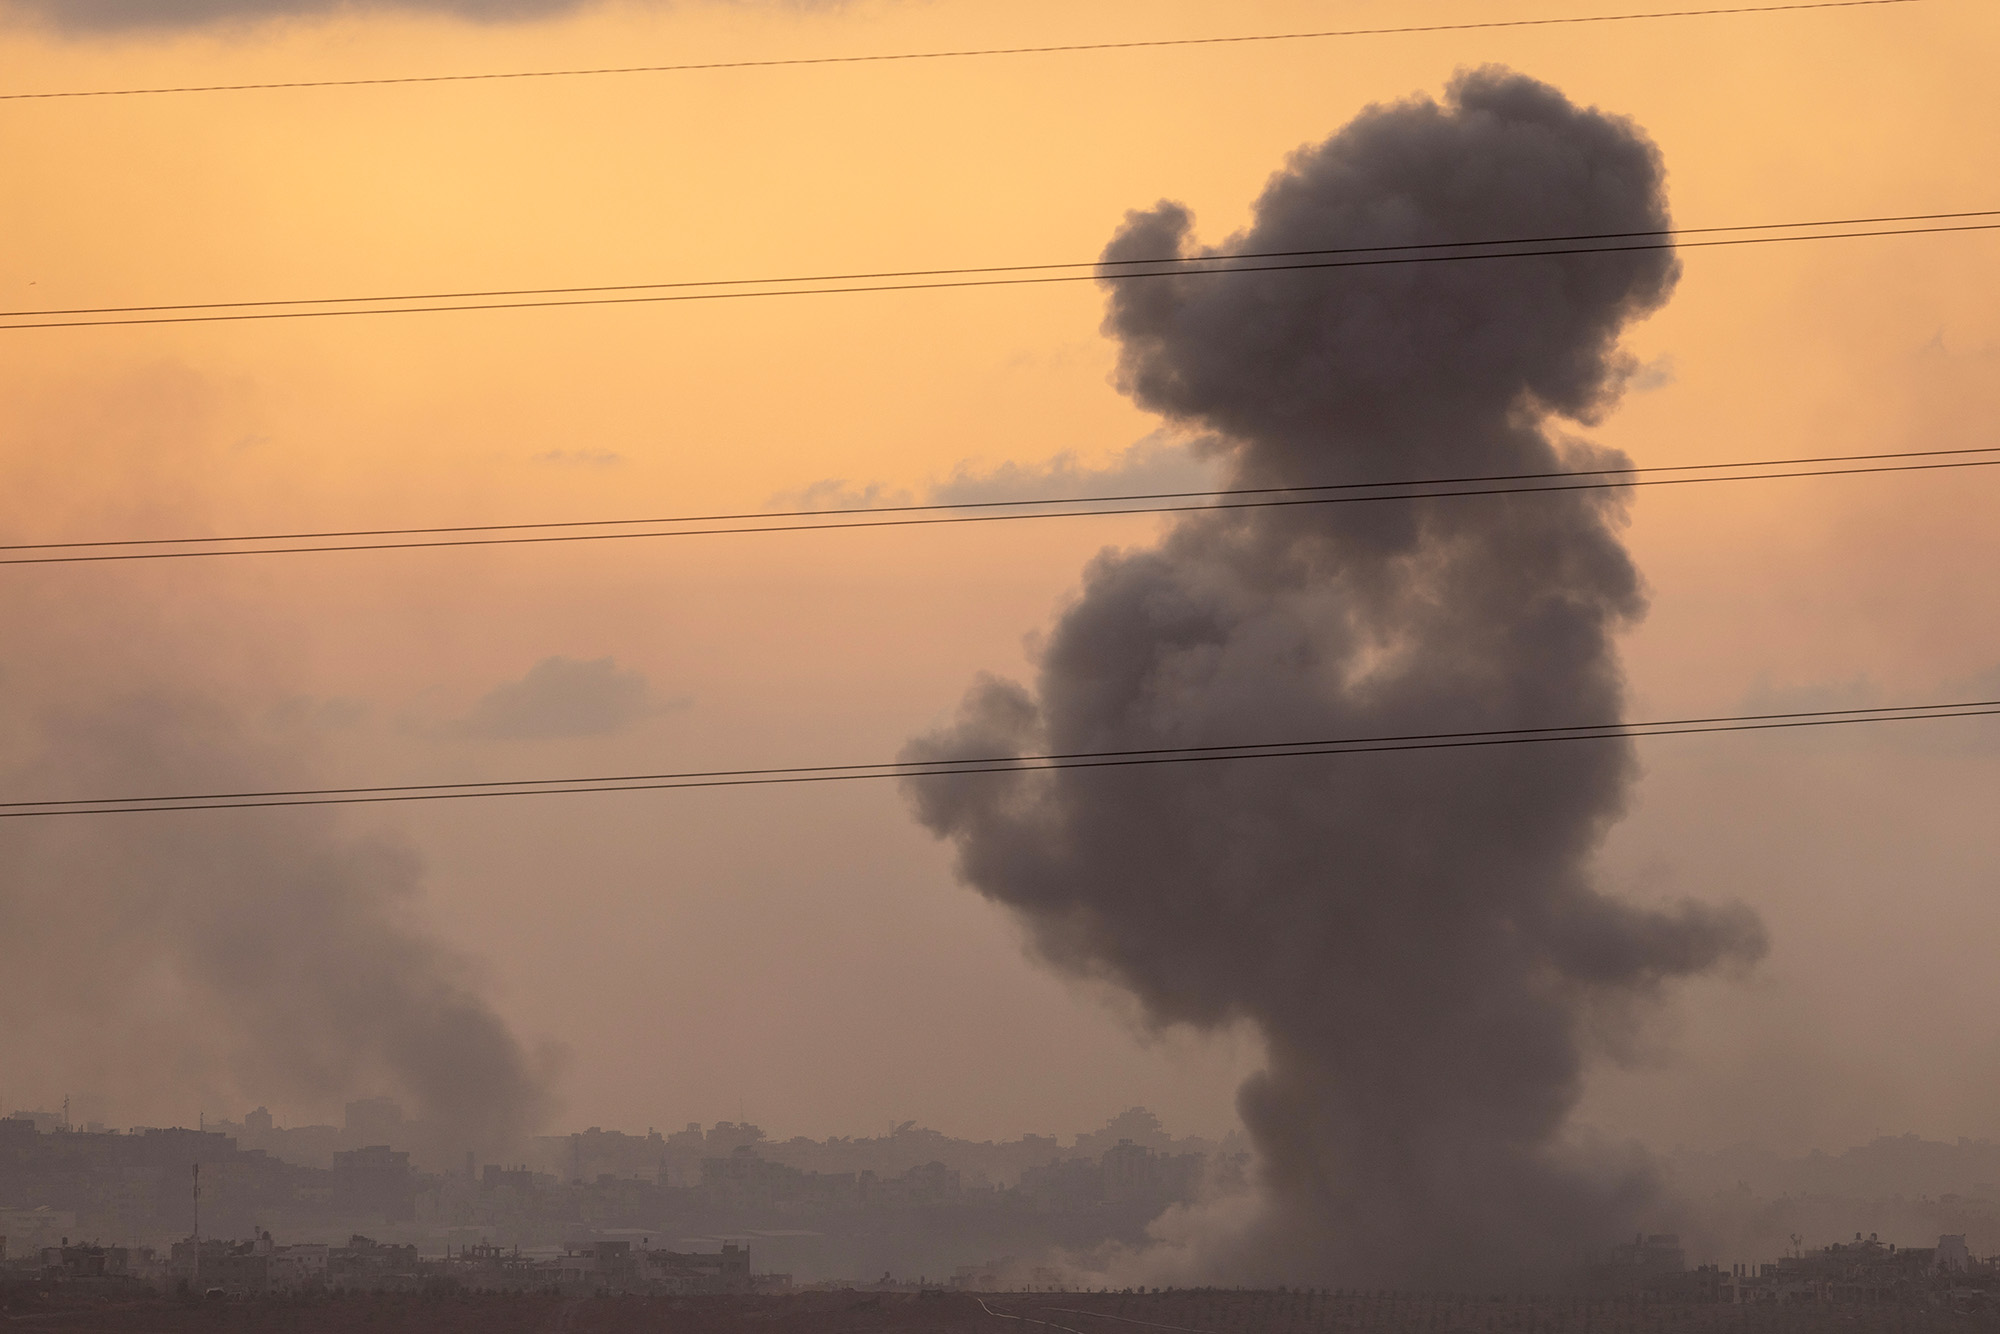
903,69,1765,1285
0,688,559,1155
0,372,557,1158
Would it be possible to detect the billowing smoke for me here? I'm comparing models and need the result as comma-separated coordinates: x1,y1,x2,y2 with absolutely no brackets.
903,68,1766,1285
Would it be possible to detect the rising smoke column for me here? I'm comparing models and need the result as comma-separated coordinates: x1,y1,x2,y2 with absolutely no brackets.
0,371,556,1156
0,686,558,1157
903,69,1765,1284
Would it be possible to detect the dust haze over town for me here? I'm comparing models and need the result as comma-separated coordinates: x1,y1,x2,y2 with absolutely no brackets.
2,0,1999,1318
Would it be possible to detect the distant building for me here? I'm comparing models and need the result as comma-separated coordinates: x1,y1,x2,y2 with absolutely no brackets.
342,1097,404,1145
331,1145,416,1221
268,1242,329,1291
1613,1233,1687,1273
644,1240,754,1293
0,1205,77,1252
37,1241,136,1280
1716,1232,1978,1304
326,1234,422,1291
480,1163,539,1192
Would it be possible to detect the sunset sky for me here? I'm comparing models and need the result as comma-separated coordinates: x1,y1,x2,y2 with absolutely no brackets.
2,0,1996,1152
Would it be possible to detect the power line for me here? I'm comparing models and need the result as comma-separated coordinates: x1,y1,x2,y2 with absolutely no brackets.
4,700,1991,818
21,698,1983,806
0,0,1925,103
8,210,1991,323
6,217,1994,332
11,443,1994,553
3,448,1994,567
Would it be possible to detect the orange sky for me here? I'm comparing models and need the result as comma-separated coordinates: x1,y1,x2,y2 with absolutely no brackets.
1,0,1997,1147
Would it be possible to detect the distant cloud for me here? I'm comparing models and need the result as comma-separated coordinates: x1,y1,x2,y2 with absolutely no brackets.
448,656,679,740
776,432,1224,515
931,432,1222,505
533,448,625,468
768,478,916,513
1626,354,1677,394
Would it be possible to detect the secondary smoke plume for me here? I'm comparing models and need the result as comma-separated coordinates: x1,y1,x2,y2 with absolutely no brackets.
903,69,1765,1285
0,688,558,1155
0,373,556,1157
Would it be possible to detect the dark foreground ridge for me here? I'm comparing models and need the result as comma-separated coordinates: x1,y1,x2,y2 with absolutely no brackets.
5,1288,2000,1334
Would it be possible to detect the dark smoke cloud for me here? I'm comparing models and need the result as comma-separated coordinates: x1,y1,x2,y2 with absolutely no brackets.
903,68,1765,1285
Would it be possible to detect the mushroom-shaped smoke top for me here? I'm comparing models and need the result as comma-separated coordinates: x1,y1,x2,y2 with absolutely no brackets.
903,68,1765,1285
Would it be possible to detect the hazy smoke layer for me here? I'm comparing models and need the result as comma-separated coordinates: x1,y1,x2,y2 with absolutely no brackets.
6,0,836,32
7,0,573,28
0,686,556,1153
0,353,556,1159
904,69,1765,1285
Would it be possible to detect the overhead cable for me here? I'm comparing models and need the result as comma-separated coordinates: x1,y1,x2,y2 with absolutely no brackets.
7,210,1992,323
3,699,1992,818
3,447,1995,567
0,0,1925,102
4,216,1996,332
